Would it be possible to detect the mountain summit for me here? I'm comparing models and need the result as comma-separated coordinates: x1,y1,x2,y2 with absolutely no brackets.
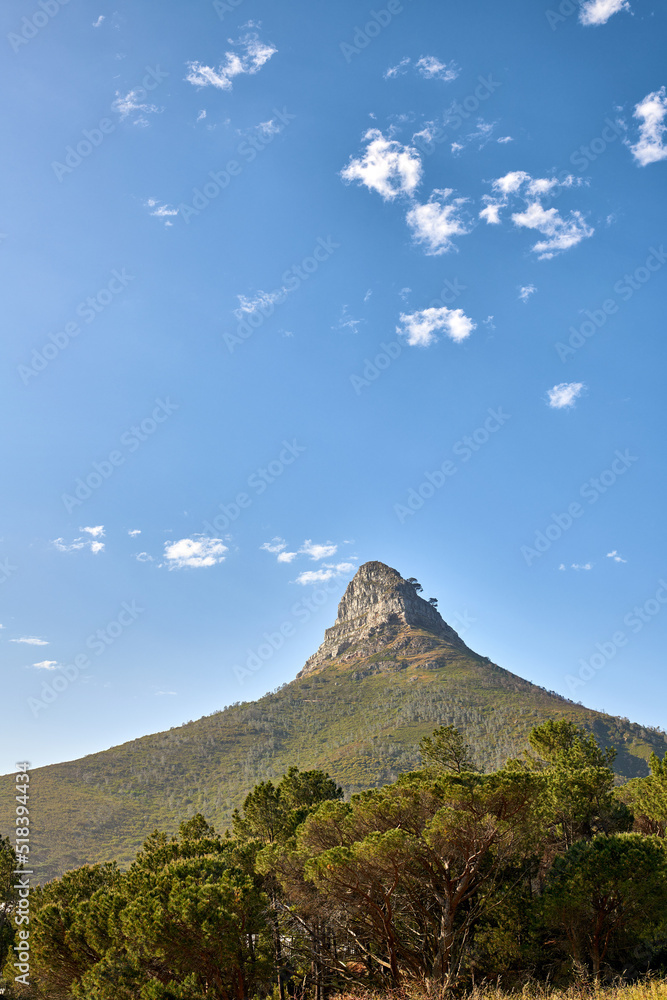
300,561,470,676
2,559,666,881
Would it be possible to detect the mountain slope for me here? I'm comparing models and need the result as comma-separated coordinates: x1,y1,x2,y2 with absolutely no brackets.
1,561,665,881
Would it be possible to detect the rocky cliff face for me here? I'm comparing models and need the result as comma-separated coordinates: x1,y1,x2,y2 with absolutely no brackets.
298,561,472,677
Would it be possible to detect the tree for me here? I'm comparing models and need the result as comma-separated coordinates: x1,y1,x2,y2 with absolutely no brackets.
428,597,438,608
515,720,631,850
406,578,423,593
620,751,667,837
0,836,17,985
294,768,543,988
542,833,667,980
419,725,478,774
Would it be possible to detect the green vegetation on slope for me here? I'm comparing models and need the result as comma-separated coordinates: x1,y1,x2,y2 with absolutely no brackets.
1,635,665,881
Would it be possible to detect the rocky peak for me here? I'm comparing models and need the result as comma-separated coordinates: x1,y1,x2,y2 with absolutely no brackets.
298,561,470,677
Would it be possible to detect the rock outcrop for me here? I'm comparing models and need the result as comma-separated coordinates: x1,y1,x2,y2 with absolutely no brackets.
298,561,472,677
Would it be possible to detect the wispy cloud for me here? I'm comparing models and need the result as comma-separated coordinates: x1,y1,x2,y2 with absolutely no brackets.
92,15,105,27
295,562,355,586
112,91,161,124
627,87,667,166
384,57,411,79
341,129,422,201
145,199,179,223
547,382,586,409
560,562,593,571
415,55,460,82
53,532,105,555
384,55,459,83
607,550,627,563
128,529,141,537
11,637,49,646
406,188,469,255
185,33,277,91
579,0,630,26
397,306,476,347
518,284,537,302
480,171,592,259
163,536,227,569
31,660,59,670
234,288,285,318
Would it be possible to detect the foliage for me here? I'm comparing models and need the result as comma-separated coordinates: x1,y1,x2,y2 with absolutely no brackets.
11,728,667,997
0,644,664,882
542,834,667,978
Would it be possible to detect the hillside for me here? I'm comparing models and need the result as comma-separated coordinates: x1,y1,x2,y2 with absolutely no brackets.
1,561,665,882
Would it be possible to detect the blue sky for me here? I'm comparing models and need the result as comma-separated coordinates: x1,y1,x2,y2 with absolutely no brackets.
1,0,666,774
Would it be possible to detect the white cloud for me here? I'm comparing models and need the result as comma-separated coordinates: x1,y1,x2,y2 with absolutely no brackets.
53,533,104,554
146,199,179,219
513,205,593,259
11,637,48,646
547,382,586,409
32,660,59,671
450,120,497,155
52,537,85,552
80,525,105,538
93,15,105,27
518,284,537,302
571,563,593,571
185,33,276,91
397,306,476,347
196,110,207,122
136,552,154,562
481,171,593,259
163,536,228,569
128,529,141,537
341,129,422,201
497,135,513,144
334,306,364,334
415,56,460,82
234,288,285,318
579,0,630,26
406,188,469,254
607,550,627,563
261,537,288,555
295,561,355,586
300,540,338,561
628,87,667,166
156,690,177,696
112,90,160,122
384,57,411,79
277,551,297,563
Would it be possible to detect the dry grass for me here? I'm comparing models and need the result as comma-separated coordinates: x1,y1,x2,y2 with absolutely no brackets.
332,981,667,1000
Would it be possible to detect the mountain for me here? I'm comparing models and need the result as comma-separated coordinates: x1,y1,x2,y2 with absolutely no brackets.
1,561,665,882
